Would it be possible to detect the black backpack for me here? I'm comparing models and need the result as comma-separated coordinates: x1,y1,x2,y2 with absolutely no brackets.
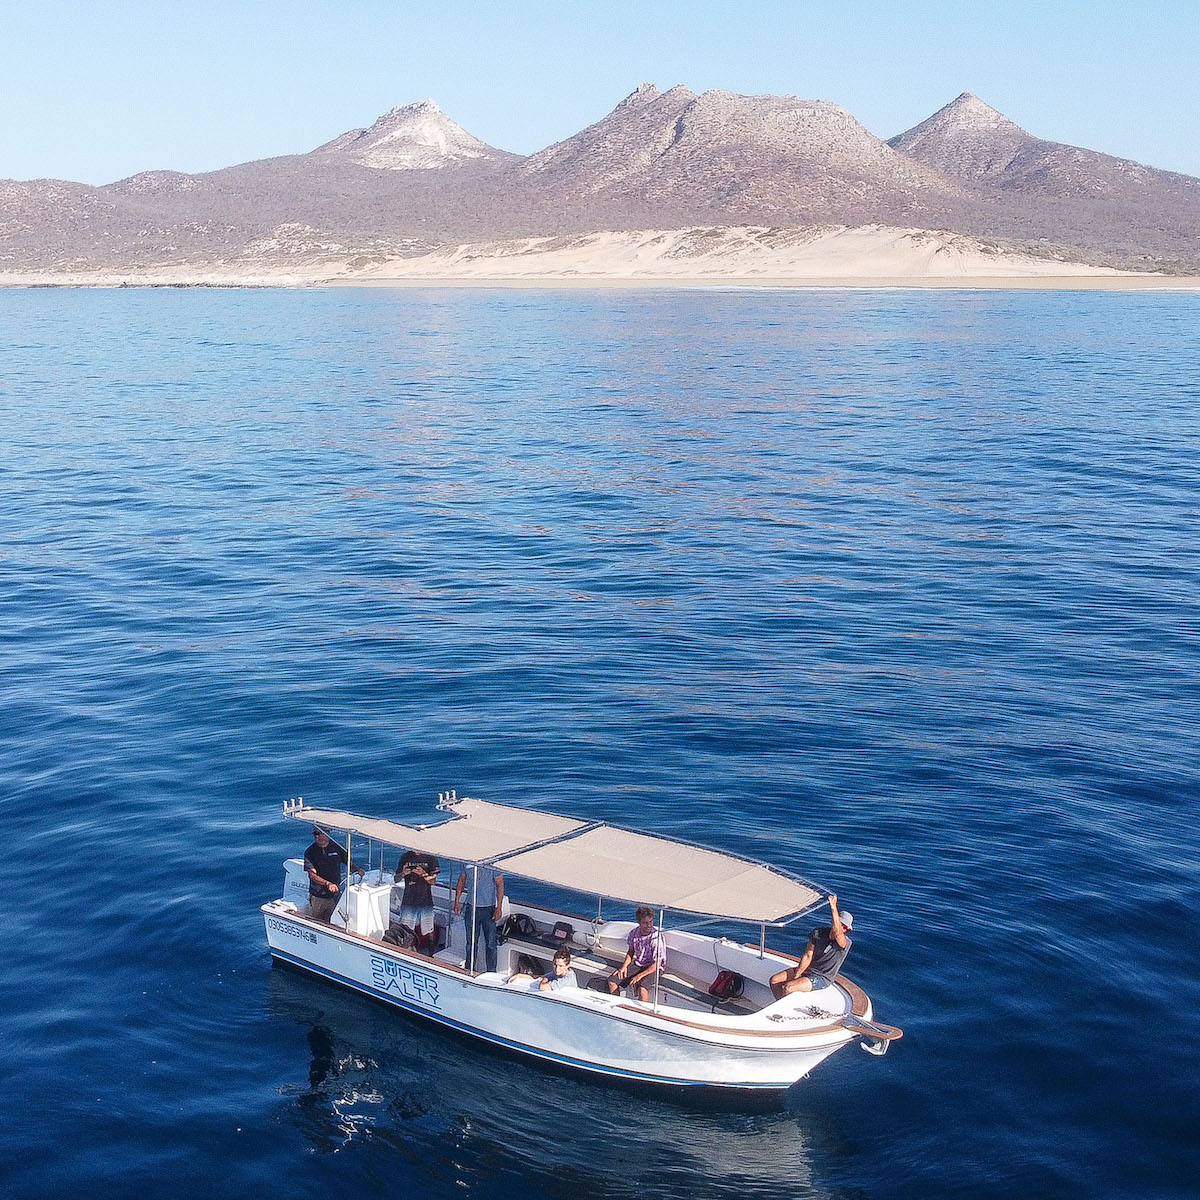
382,925,415,949
498,913,537,944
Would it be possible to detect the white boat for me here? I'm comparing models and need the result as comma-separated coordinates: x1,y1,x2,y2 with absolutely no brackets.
262,792,902,1092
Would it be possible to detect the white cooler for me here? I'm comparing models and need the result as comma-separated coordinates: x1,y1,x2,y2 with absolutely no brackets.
341,882,391,938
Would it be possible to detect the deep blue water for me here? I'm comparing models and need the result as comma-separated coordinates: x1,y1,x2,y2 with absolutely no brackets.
2,286,1198,1200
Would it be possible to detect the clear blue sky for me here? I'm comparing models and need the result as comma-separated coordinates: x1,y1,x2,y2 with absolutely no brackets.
2,0,1198,185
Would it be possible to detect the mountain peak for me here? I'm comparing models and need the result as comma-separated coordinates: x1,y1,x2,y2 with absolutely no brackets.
521,82,701,180
618,82,661,109
887,92,1034,181
376,98,442,123
891,92,1028,149
313,99,500,170
520,83,940,211
935,92,1021,132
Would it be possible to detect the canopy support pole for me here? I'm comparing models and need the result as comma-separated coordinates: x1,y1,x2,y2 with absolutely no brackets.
343,833,351,927
653,908,665,1014
759,923,765,958
469,865,479,975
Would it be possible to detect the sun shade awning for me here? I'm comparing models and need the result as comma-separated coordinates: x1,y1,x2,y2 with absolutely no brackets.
292,798,587,865
287,796,824,924
493,825,823,923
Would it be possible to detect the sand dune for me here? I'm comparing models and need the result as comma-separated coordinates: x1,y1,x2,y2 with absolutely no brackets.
5,223,1196,289
342,224,1136,284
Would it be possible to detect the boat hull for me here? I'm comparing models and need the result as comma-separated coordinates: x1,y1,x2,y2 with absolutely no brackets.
264,903,855,1090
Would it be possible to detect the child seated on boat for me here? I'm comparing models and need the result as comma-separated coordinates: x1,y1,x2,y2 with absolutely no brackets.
507,948,578,992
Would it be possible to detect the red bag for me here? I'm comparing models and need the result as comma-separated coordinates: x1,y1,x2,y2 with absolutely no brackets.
708,970,745,1000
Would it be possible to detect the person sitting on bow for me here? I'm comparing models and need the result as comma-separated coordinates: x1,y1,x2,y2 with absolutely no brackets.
769,894,853,998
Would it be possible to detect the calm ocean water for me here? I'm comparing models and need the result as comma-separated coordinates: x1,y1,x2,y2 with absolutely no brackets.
2,286,1198,1200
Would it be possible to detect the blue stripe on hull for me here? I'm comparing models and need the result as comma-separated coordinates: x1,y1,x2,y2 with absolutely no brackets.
269,946,788,1091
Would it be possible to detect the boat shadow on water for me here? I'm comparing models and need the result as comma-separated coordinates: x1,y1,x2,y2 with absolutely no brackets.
268,962,849,1200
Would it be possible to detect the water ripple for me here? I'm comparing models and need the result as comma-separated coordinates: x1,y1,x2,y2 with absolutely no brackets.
1,287,1198,1200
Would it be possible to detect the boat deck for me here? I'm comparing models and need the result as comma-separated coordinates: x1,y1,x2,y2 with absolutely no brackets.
279,862,856,1025
497,932,760,1015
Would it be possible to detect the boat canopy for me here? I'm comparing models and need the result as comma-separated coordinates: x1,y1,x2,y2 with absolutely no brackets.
286,796,824,924
492,824,823,923
292,797,587,865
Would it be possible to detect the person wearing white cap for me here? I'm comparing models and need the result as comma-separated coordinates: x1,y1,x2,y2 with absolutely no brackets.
304,826,349,924
769,894,853,998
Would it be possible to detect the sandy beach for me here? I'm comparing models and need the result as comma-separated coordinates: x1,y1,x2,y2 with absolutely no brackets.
3,225,1199,290
333,274,1200,291
333,225,1200,290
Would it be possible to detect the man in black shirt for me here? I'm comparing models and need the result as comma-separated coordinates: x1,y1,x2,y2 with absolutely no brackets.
392,849,440,952
770,894,853,998
304,827,349,923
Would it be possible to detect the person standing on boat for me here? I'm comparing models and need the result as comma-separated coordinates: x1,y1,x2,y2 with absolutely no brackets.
607,906,666,1002
393,848,440,952
453,863,505,973
769,895,853,998
304,826,350,924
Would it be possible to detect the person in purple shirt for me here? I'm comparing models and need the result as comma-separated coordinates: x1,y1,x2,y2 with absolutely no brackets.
607,906,666,1001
